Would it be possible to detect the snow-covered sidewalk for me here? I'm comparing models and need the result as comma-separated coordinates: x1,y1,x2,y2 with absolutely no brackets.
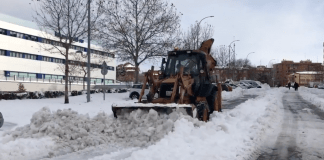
0,85,286,160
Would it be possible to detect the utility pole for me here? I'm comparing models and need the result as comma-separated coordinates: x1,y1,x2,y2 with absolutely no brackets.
87,0,91,102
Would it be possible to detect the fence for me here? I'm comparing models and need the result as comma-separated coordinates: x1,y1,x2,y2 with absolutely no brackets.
0,74,100,85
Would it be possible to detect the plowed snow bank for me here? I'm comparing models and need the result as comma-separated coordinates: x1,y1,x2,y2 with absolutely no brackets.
1,107,202,159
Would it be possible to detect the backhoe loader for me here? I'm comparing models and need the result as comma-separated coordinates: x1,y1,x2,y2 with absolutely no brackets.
112,39,222,121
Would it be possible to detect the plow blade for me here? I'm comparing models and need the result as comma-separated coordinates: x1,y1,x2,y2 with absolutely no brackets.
112,104,194,118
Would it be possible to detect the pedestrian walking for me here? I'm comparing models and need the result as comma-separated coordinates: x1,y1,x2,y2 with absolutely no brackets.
288,82,291,90
294,82,299,91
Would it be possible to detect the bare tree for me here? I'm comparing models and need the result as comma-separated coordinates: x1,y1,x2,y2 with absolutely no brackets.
212,45,229,67
97,0,181,83
33,0,102,103
180,23,214,50
72,53,106,90
228,58,252,68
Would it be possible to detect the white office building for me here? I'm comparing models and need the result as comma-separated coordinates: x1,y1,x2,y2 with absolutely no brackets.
0,14,116,91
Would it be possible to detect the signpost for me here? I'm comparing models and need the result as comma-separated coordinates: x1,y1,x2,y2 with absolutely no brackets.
101,61,108,100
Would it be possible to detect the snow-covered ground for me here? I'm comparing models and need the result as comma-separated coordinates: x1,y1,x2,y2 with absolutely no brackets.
299,87,324,111
0,85,287,160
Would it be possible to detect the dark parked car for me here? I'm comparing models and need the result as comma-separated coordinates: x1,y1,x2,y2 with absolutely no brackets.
221,84,229,91
118,88,128,93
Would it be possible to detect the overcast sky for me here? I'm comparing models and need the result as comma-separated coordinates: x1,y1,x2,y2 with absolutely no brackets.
1,0,324,70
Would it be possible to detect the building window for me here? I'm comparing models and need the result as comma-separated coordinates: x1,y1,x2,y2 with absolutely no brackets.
0,28,6,35
28,73,36,78
10,31,17,37
26,54,37,60
44,75,52,79
18,72,28,78
43,57,51,62
10,52,22,58
10,72,18,77
17,33,24,39
31,36,38,41
0,50,5,56
25,34,31,40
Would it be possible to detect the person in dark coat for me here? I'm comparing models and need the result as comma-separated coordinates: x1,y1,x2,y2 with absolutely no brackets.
288,82,291,90
294,82,299,91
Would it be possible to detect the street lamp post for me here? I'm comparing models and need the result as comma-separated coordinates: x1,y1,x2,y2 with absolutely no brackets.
196,16,214,49
87,0,91,102
268,59,276,68
228,40,239,80
268,59,275,87
245,52,254,67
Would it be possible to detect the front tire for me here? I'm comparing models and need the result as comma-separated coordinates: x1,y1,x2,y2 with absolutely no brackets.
206,86,219,113
196,102,209,122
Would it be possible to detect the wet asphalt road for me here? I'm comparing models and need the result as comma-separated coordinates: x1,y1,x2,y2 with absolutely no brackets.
256,91,324,160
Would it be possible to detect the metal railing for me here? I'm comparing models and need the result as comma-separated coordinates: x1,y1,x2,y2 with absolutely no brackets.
0,74,99,85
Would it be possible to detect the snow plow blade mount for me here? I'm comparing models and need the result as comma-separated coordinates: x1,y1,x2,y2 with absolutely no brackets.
112,104,194,118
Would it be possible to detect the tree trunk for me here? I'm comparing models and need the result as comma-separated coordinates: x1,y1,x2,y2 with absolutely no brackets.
135,63,139,84
64,48,69,104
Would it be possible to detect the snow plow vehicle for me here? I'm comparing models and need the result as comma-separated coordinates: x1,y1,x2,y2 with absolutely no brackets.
112,39,222,121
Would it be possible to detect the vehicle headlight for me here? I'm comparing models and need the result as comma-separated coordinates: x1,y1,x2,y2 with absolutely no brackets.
200,70,204,74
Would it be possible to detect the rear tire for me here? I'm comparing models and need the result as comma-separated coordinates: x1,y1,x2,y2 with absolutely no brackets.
130,92,139,100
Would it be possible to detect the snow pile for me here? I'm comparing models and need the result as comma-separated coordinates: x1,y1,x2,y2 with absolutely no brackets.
91,87,285,160
299,87,324,111
222,87,244,100
222,83,270,100
2,107,202,158
0,136,55,160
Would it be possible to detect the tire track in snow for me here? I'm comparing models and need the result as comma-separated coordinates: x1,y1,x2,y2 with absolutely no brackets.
256,91,324,160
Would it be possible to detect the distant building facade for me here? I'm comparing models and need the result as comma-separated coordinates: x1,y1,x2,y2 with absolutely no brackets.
289,71,322,86
214,65,273,85
273,60,323,86
116,63,139,82
0,18,116,89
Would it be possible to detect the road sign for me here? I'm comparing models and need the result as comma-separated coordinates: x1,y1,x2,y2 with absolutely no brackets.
101,61,108,75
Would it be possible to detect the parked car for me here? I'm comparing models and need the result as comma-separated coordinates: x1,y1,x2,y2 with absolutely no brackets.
118,88,128,93
240,80,261,88
227,83,237,89
129,84,149,99
108,88,117,93
318,84,324,89
238,82,252,89
221,84,229,91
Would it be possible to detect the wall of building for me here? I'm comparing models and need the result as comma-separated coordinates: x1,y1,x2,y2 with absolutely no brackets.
0,20,116,88
273,60,323,86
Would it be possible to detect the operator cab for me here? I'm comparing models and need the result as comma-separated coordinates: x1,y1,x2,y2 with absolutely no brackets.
162,50,207,78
